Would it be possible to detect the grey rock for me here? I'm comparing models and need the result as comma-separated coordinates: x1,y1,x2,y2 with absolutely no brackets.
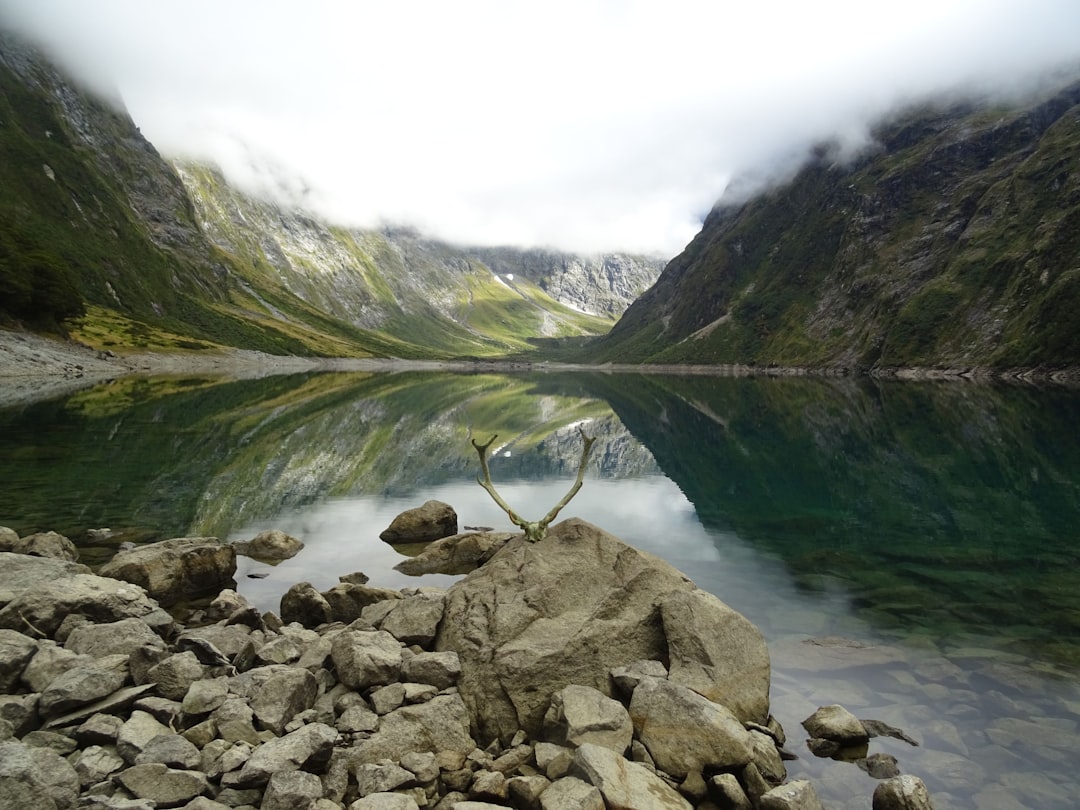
325,583,402,624
147,651,208,700
211,697,262,745
42,685,155,732
379,500,458,544
234,529,305,562
72,744,126,787
544,684,632,754
0,551,91,606
629,676,753,780
280,582,334,628
0,628,38,690
3,530,79,561
609,659,668,698
74,713,123,745
262,769,324,810
392,531,515,576
249,666,318,734
572,742,691,810
436,518,768,743
21,729,76,755
117,710,174,764
0,739,80,810
400,650,460,690
38,664,127,718
0,572,168,638
399,751,439,783
471,769,508,799
0,693,40,737
370,682,407,715
255,635,303,665
759,779,826,810
330,629,403,690
750,729,787,785
660,588,770,723
336,703,380,733
349,693,475,764
115,762,210,805
98,537,236,607
355,761,413,795
235,722,338,787
508,774,551,810
801,704,869,745
540,776,604,810
181,676,230,715
535,742,574,780
708,773,753,810
21,642,82,692
134,732,201,769
376,592,446,646
64,617,166,658
349,794,420,810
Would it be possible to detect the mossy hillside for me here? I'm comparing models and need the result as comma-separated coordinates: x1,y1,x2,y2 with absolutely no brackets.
595,80,1080,370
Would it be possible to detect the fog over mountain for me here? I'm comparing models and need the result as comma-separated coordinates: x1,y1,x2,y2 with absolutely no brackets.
2,0,1079,254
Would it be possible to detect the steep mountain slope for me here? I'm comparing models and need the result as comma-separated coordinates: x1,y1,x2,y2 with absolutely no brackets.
0,32,661,359
594,79,1080,372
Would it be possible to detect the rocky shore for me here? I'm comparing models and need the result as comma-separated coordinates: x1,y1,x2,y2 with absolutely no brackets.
0,513,935,810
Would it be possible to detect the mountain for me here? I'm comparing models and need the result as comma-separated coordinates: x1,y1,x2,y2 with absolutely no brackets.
0,31,662,358
593,78,1080,373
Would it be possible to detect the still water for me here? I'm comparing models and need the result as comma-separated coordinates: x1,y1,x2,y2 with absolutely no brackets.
1,370,1079,810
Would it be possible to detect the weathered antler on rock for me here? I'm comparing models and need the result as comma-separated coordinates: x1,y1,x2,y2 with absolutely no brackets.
472,427,597,542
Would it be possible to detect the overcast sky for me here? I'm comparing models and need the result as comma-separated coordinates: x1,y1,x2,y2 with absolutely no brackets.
3,1,1079,256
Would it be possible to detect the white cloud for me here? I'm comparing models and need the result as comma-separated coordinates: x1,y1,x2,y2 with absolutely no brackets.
2,0,1079,255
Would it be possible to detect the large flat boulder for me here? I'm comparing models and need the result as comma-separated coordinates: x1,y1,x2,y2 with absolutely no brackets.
435,518,770,744
98,537,236,607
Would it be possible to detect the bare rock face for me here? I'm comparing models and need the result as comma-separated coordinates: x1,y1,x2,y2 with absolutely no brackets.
379,501,458,545
435,518,771,744
98,537,236,607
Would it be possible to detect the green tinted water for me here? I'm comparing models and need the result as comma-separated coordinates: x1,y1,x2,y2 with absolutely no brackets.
1,371,1078,809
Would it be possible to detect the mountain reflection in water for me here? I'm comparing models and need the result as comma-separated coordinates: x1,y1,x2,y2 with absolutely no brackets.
1,370,1078,809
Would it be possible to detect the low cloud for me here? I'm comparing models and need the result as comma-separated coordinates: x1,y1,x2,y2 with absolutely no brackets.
2,0,1079,255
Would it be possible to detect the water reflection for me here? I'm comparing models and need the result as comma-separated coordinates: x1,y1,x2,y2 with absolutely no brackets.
2,371,1079,809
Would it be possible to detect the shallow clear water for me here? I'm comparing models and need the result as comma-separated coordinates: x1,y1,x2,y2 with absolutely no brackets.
1,370,1078,809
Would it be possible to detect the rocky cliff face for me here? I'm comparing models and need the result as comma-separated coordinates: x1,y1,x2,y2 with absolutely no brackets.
594,79,1080,372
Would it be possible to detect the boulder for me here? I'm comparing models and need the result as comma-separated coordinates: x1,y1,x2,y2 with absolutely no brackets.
98,537,236,607
0,530,79,561
435,518,770,743
628,676,753,780
280,582,334,628
873,774,935,810
572,742,692,810
324,582,402,624
233,529,304,562
0,572,171,639
393,531,516,575
379,500,458,544
802,704,869,746
64,617,167,658
375,591,446,646
115,762,210,806
0,739,81,810
540,776,604,810
543,684,632,754
235,722,338,787
330,630,403,690
759,779,826,810
348,693,476,764
38,663,128,718
400,651,461,690
0,628,38,691
262,769,324,810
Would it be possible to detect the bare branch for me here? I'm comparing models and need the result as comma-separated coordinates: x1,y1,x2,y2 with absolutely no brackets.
472,427,597,542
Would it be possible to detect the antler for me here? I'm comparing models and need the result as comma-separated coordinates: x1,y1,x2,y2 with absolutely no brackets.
472,427,597,542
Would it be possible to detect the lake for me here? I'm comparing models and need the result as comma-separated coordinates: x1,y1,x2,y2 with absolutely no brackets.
1,369,1078,809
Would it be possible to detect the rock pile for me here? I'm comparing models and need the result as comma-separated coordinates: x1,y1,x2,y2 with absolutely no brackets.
0,520,931,809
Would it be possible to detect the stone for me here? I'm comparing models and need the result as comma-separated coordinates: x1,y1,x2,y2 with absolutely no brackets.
609,659,668,698
349,694,476,764
436,518,768,743
262,769,324,810
0,693,39,736
508,774,551,810
0,628,37,691
0,551,91,605
708,773,753,810
235,722,338,787
337,704,380,734
535,742,574,780
330,629,403,690
74,713,123,745
211,697,262,745
759,780,825,810
801,704,869,745
249,667,319,734
325,583,403,624
540,776,604,810
42,684,155,731
72,744,126,787
280,582,334,628
0,739,81,810
472,769,508,799
117,711,174,764
38,664,128,718
573,742,692,810
629,676,753,780
181,677,230,715
376,592,446,646
114,763,210,805
134,733,201,769
400,650,460,690
146,651,207,700
98,537,236,607
379,500,458,544
0,572,170,638
355,761,414,795
350,794,420,810
64,617,167,658
660,588,770,723
544,684,633,754
400,751,439,783
393,531,516,576
749,729,787,785
370,682,407,715
4,530,79,561
234,529,305,562
21,642,82,692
